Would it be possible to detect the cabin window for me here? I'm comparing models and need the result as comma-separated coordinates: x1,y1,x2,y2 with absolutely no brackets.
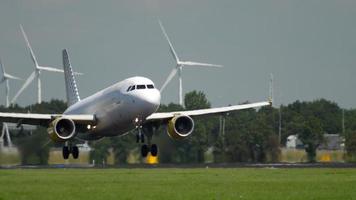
130,85,135,91
137,85,146,89
147,84,154,89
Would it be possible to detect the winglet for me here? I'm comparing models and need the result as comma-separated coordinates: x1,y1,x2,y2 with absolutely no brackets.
62,49,80,106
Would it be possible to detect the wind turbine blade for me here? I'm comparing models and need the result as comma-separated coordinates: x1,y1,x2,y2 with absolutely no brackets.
160,68,178,92
4,74,21,80
38,66,83,75
37,66,64,73
0,59,21,80
73,72,84,75
0,58,5,76
158,20,180,63
20,24,39,67
178,61,223,68
11,71,37,104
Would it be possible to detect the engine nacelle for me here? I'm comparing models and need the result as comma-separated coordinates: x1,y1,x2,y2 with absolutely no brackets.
47,117,76,142
167,115,194,140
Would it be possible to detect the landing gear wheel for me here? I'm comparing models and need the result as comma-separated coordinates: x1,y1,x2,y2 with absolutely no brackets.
62,146,70,159
141,144,149,157
150,144,158,157
72,146,79,159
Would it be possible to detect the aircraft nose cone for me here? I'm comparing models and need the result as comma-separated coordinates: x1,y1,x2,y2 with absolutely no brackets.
135,89,161,113
145,89,161,108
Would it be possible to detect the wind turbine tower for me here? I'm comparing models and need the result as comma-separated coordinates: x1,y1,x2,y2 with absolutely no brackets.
11,25,68,105
269,73,282,144
0,58,21,149
159,21,223,106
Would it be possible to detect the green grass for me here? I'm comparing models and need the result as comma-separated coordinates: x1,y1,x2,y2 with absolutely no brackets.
0,168,356,200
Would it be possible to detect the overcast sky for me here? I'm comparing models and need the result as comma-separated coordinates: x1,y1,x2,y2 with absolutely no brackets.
0,0,355,109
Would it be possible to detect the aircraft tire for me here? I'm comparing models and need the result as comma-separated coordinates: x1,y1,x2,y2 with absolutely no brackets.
150,144,158,157
141,144,149,157
72,146,79,159
62,146,70,159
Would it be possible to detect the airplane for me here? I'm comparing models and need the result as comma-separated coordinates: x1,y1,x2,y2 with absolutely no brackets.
0,49,271,159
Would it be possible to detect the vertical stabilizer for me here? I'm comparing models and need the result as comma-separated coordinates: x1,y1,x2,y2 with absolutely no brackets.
62,49,80,106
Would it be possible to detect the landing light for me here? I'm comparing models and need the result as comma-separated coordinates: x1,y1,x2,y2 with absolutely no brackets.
87,125,97,130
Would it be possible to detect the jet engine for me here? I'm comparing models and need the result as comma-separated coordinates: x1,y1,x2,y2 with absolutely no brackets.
167,115,194,140
47,117,76,142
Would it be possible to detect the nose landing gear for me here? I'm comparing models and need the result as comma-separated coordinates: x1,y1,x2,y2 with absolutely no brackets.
150,144,158,157
137,124,159,158
141,144,149,157
140,143,158,157
136,128,145,143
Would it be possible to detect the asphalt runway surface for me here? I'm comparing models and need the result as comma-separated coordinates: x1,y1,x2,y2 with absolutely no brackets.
2,162,356,169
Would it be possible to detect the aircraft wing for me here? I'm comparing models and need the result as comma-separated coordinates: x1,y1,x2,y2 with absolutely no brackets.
146,101,271,121
0,112,96,127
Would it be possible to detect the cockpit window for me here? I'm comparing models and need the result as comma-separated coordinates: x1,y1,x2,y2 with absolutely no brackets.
127,84,154,92
130,85,135,91
126,86,132,92
137,85,146,89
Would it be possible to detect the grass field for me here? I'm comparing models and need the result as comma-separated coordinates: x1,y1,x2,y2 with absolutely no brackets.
1,168,356,200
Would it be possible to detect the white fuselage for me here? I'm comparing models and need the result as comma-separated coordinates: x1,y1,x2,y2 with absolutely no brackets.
63,76,161,140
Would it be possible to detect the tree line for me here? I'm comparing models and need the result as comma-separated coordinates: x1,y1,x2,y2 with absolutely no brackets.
2,91,356,165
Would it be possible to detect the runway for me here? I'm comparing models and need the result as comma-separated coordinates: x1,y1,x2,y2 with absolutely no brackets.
2,162,356,169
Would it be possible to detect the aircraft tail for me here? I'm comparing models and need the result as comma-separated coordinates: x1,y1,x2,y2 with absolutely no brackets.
62,49,80,106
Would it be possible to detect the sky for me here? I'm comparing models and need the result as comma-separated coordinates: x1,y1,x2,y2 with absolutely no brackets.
0,0,355,108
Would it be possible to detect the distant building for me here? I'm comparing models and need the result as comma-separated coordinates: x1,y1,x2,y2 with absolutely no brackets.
77,142,92,152
318,134,344,150
286,135,304,149
286,134,344,150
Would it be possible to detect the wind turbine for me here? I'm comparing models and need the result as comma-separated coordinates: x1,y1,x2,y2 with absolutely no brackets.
0,58,21,149
11,25,68,105
0,58,21,107
159,21,223,106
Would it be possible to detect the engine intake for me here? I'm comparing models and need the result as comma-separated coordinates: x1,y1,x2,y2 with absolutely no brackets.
47,117,76,142
167,115,194,140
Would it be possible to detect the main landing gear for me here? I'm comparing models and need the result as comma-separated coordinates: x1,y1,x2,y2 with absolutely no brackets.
137,125,159,158
62,143,79,159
